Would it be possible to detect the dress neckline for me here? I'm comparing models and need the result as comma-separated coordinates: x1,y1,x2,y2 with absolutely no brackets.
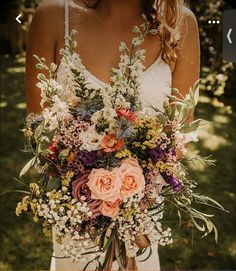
80,52,163,87
63,0,165,87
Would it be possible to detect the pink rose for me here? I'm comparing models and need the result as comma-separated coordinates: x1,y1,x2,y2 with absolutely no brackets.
100,199,121,218
87,168,122,202
119,158,145,198
72,172,102,218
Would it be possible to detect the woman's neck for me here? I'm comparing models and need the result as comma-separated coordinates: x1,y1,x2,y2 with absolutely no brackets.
96,0,143,19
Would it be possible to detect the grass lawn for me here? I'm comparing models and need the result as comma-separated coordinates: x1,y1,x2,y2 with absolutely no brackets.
0,54,235,270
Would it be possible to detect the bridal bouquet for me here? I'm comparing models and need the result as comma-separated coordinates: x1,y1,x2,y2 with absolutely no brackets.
16,18,225,270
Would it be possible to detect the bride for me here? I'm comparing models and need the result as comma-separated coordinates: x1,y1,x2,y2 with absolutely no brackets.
26,0,200,270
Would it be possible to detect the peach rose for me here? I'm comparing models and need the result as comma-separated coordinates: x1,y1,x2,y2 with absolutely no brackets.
119,158,145,198
100,133,124,153
100,199,121,218
87,168,122,202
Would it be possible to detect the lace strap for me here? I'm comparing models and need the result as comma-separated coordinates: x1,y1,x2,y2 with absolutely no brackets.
64,0,70,43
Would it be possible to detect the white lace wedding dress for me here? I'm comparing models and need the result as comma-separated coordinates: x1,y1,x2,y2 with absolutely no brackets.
50,1,172,270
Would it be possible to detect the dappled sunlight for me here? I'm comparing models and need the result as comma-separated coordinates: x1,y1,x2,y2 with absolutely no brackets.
198,96,233,114
223,191,235,203
227,242,236,257
198,127,229,151
212,114,230,124
0,261,12,271
15,55,26,65
6,67,25,74
16,102,26,109
0,102,8,108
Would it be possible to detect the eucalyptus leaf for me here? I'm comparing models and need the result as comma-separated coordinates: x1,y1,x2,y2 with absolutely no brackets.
171,87,185,99
191,216,206,232
46,177,61,192
34,121,45,140
177,210,182,227
0,189,31,196
192,79,201,106
155,113,167,124
59,148,70,159
19,156,37,179
194,194,227,211
180,119,211,134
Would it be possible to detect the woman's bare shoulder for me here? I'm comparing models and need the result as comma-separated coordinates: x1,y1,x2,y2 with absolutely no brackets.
33,0,88,31
29,0,65,42
37,0,64,12
33,0,65,27
181,6,198,30
178,5,199,44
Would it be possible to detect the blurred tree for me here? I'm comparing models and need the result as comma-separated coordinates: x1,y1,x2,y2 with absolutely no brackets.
190,0,235,102
0,0,24,54
24,0,41,8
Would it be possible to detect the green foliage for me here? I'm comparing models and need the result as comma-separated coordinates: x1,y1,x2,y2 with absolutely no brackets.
190,0,236,99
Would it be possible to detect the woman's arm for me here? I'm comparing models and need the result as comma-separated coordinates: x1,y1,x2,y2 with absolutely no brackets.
172,7,200,97
25,0,63,114
172,7,200,159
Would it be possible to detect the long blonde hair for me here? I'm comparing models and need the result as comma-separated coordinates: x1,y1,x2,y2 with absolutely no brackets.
143,0,184,65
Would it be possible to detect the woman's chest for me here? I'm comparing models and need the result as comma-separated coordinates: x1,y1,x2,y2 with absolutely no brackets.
55,16,163,84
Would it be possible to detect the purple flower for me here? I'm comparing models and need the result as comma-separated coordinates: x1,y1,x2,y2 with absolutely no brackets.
72,172,102,218
78,150,97,166
162,173,183,192
150,147,165,164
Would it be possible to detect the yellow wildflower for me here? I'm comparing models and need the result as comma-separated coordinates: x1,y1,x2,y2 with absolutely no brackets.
115,149,132,159
61,171,74,187
33,215,39,223
156,161,165,172
49,190,62,200
15,202,23,216
123,207,136,221
43,227,52,237
29,183,40,196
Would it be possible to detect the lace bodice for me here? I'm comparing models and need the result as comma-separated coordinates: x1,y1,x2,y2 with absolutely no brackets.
57,52,172,111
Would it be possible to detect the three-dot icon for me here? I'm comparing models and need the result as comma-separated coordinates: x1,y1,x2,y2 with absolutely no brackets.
208,20,220,24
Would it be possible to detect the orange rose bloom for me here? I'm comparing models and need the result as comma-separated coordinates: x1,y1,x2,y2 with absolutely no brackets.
119,158,145,198
101,133,124,152
100,199,121,218
87,168,122,202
